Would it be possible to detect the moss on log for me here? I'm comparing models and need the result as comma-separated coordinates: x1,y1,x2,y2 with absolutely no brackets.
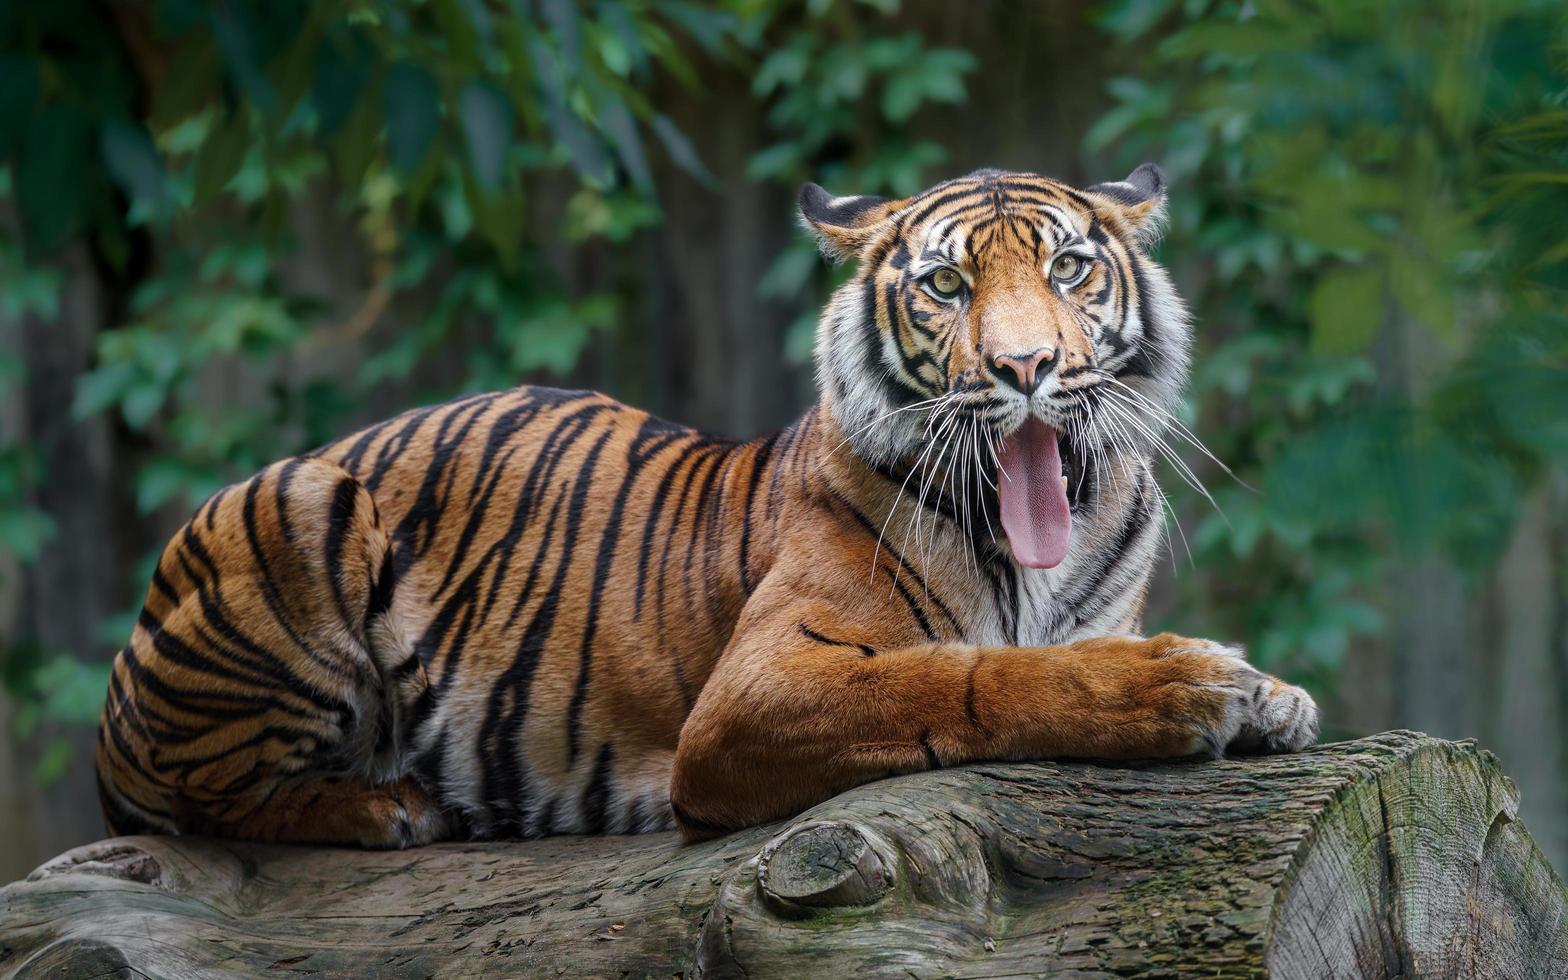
1,732,1563,978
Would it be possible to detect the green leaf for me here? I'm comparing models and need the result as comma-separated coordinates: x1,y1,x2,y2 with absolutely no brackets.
0,507,57,563
0,56,39,158
17,107,92,252
462,169,525,262
661,2,736,55
37,653,111,725
1388,252,1455,340
1309,266,1383,354
34,738,74,786
595,27,633,78
595,87,651,190
312,33,371,137
331,82,381,189
746,142,801,181
758,243,818,300
0,258,62,319
73,360,137,420
881,72,924,123
100,118,168,216
211,0,278,111
1097,0,1178,42
546,103,614,187
122,381,169,431
384,62,442,174
753,46,808,97
135,457,195,513
539,0,584,74
150,43,221,130
194,115,251,206
650,114,713,184
1158,21,1294,60
458,81,515,189
783,311,818,365
433,0,485,71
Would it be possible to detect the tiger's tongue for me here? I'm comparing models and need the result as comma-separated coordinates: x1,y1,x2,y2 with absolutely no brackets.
997,417,1072,569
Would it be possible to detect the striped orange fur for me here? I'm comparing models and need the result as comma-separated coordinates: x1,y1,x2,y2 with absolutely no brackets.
96,166,1318,846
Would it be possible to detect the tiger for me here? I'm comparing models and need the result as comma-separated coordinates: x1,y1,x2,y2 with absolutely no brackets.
95,164,1319,847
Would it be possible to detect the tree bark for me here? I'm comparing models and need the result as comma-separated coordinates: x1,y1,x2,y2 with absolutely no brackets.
1,732,1562,979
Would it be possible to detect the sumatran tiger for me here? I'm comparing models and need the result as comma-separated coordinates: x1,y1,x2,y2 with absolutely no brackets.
95,164,1319,847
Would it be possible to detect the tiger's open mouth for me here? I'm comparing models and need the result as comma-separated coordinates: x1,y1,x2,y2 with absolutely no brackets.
995,417,1086,570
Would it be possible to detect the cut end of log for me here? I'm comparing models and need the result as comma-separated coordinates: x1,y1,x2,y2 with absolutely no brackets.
2,732,1565,978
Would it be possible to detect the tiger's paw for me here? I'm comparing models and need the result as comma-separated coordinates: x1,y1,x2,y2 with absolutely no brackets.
1138,633,1319,759
356,780,453,849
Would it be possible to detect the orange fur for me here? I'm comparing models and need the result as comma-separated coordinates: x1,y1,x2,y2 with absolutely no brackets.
97,168,1317,846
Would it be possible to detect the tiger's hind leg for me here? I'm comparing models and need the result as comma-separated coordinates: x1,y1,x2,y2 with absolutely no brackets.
96,456,450,848
194,775,447,848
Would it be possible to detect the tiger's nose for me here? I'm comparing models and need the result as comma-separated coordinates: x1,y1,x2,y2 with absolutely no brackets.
990,348,1059,395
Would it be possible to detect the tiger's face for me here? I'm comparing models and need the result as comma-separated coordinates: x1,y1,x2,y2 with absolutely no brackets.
804,166,1190,569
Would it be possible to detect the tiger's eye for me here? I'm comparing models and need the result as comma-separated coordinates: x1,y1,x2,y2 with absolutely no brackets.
1052,254,1082,281
930,268,963,296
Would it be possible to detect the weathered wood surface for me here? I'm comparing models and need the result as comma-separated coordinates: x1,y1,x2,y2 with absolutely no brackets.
1,731,1563,978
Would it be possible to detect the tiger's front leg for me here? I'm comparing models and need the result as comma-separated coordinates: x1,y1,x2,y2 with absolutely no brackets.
669,588,1317,839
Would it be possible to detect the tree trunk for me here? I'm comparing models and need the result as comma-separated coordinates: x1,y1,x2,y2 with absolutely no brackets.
1,732,1562,979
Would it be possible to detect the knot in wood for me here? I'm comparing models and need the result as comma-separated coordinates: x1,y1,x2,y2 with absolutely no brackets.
756,820,893,916
27,841,164,888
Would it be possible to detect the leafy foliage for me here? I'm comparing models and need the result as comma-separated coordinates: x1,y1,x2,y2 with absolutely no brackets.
1092,0,1568,691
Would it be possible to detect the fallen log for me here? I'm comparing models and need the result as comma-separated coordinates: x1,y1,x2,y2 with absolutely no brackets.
1,731,1563,978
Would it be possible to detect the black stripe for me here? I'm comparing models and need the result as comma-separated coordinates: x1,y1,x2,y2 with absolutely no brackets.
1119,256,1162,379
963,660,994,737
1068,475,1152,608
322,476,364,634
799,623,877,657
389,394,499,572
149,566,180,607
898,186,995,232
580,743,615,834
240,471,336,666
683,447,727,595
890,573,936,641
652,442,712,628
361,405,439,493
201,485,232,531
736,432,779,595
96,770,164,836
861,277,925,411
827,489,963,638
365,544,397,632
635,436,710,617
274,457,305,547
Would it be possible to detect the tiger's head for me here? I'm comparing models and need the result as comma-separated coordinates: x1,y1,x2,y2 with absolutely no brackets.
802,166,1190,570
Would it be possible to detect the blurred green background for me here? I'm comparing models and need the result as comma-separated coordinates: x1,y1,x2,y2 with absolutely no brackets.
2,0,1565,881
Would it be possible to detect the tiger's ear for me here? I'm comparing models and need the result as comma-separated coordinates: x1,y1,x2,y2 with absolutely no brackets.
1085,163,1168,245
798,183,904,261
